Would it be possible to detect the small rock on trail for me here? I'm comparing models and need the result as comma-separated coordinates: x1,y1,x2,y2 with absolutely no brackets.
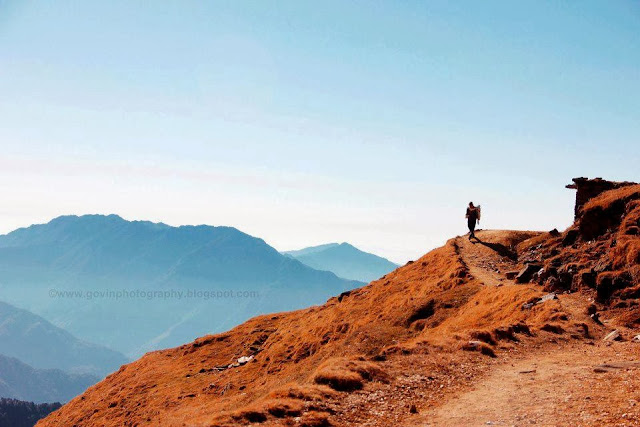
603,330,621,342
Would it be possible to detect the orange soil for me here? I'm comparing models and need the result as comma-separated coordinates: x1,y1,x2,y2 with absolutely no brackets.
38,185,639,427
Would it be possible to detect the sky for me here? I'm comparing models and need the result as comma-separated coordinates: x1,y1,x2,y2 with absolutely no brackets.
0,1,638,263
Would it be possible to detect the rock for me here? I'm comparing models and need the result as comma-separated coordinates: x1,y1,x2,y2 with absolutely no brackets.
465,340,483,350
596,273,615,301
550,258,563,268
562,229,579,246
338,290,352,302
603,330,621,342
523,293,557,308
557,271,574,290
632,335,640,343
515,264,543,284
590,313,603,325
539,266,557,282
237,355,254,365
558,264,579,289
537,293,557,304
581,270,596,288
549,228,560,237
540,323,564,334
566,177,634,220
596,272,632,302
409,404,418,414
505,271,519,280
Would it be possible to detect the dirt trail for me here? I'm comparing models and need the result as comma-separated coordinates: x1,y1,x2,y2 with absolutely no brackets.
414,230,640,427
419,341,640,426
455,229,536,286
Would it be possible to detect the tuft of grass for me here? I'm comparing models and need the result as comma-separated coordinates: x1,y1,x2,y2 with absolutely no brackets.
469,330,496,345
314,369,363,391
299,411,332,427
461,340,496,358
270,384,338,401
263,398,304,418
313,357,389,391
233,408,267,423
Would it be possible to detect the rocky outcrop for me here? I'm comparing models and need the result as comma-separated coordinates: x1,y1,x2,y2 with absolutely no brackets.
566,177,635,219
521,182,640,312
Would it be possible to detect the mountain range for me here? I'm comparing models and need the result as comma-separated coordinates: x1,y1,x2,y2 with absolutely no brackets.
283,242,399,282
0,215,362,357
0,301,127,376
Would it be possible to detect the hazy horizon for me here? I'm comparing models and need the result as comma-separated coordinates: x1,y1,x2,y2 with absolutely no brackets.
1,1,638,263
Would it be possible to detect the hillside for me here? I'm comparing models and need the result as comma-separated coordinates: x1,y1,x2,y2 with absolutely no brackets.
0,355,97,404
0,215,361,356
38,179,640,426
284,243,399,282
0,398,61,427
0,301,127,376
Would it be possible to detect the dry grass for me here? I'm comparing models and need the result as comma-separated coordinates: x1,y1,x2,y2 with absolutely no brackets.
582,184,640,211
313,369,363,392
298,411,332,427
264,398,304,418
461,340,496,357
313,357,388,391
469,330,496,345
269,384,337,402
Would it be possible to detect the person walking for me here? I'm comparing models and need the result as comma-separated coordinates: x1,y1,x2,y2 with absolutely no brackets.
466,202,480,240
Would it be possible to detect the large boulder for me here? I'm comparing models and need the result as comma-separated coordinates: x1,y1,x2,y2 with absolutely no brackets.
515,263,542,284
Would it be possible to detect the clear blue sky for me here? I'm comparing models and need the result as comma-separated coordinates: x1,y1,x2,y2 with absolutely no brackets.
0,1,638,262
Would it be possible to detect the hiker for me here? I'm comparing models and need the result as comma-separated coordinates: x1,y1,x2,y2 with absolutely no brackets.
466,202,480,240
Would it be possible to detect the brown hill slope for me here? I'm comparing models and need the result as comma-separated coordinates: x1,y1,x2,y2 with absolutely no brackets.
39,180,639,427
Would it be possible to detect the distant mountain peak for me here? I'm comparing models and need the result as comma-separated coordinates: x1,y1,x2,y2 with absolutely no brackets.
48,213,171,228
283,242,399,282
283,243,340,257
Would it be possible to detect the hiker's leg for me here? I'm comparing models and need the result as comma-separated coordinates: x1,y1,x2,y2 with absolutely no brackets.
468,219,475,239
